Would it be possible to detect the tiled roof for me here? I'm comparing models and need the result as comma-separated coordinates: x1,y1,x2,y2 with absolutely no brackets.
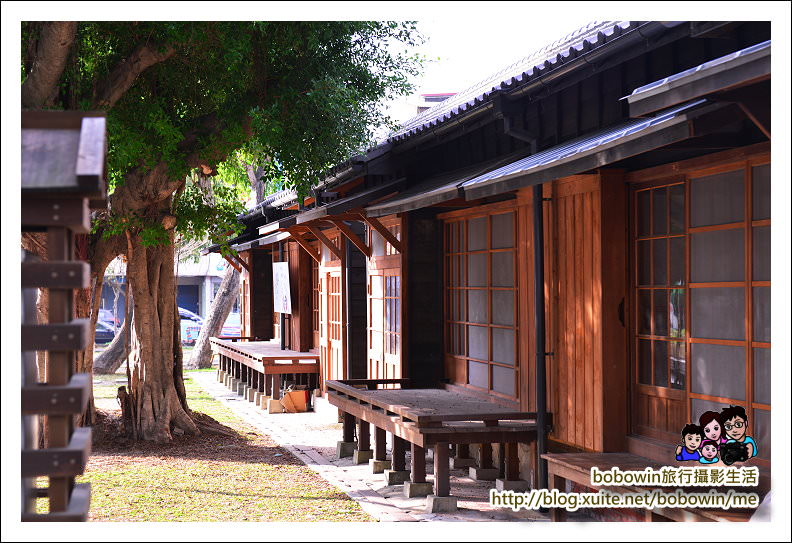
388,21,637,142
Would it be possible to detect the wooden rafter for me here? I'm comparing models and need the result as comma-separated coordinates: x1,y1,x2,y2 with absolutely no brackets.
222,254,243,274
328,218,371,257
286,228,321,263
356,213,403,254
306,225,342,260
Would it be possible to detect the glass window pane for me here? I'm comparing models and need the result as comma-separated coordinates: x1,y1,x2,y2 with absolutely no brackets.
638,290,652,335
492,328,515,366
752,226,770,281
753,348,770,405
638,339,652,385
492,252,514,287
468,217,487,251
669,184,685,234
690,229,745,282
753,409,770,460
468,325,488,361
653,289,668,337
691,287,745,340
467,290,488,324
690,169,744,227
491,212,514,249
372,230,386,256
638,240,651,286
454,324,465,356
652,187,667,235
752,164,770,220
455,255,464,286
670,341,686,390
691,398,730,422
653,238,667,286
669,288,685,339
637,190,651,237
468,253,487,287
459,291,466,322
654,340,668,387
670,237,685,286
492,365,515,396
752,287,771,343
492,290,514,326
468,360,488,389
371,275,383,298
691,343,746,400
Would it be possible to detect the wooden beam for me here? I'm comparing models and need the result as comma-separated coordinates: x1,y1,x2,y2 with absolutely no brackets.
286,229,321,263
306,226,342,260
329,219,371,257
231,253,250,273
356,214,403,254
222,254,242,273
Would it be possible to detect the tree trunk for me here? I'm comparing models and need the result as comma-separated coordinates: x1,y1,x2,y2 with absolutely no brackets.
124,231,198,442
93,316,130,374
189,264,240,369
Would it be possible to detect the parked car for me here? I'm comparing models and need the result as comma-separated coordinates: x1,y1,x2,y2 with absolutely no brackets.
179,307,204,346
99,308,121,328
220,312,241,337
95,320,116,344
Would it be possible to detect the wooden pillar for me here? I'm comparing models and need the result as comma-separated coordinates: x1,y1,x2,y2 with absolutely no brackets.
342,412,355,443
505,442,520,481
480,443,493,469
357,420,371,452
374,427,387,461
271,374,281,400
392,436,407,471
411,443,426,483
433,442,450,497
549,473,567,522
498,443,506,478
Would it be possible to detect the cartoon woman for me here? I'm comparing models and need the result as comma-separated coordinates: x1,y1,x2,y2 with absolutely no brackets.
698,411,728,445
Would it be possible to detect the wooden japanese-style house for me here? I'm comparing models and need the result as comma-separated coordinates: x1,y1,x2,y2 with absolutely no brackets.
208,20,772,519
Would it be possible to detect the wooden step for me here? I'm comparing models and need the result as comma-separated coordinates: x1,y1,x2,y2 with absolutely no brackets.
22,373,91,415
21,427,92,478
21,261,91,289
21,319,91,351
21,483,91,522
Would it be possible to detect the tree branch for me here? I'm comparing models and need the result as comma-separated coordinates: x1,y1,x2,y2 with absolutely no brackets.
93,41,176,110
21,22,77,109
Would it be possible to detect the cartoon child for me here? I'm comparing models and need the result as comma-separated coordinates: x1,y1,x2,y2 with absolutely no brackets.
698,440,720,464
675,424,704,461
721,405,758,458
698,411,728,445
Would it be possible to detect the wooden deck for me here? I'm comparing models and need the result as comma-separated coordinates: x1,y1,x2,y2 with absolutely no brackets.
210,338,319,400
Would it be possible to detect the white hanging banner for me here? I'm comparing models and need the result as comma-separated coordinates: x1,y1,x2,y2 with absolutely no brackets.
272,261,292,314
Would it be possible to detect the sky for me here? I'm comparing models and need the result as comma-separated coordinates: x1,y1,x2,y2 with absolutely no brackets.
2,3,791,542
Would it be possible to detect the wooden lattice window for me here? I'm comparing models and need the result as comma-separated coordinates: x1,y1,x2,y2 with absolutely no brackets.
632,160,771,461
444,210,518,398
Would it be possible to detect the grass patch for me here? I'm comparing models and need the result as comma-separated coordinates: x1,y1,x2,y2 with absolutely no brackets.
77,372,372,522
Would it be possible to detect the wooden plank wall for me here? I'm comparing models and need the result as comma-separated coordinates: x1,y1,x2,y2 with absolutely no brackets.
287,241,313,351
546,172,629,452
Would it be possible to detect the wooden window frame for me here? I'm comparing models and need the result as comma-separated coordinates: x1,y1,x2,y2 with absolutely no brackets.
629,154,771,465
442,201,519,402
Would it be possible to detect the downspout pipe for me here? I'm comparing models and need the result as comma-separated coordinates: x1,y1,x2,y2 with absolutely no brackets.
533,184,548,490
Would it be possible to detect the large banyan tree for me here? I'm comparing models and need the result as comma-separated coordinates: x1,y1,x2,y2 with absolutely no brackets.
21,21,422,441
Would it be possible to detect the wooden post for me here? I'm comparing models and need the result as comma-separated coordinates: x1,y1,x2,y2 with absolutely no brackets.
343,412,355,443
357,420,371,452
271,374,281,400
374,427,386,461
392,436,407,471
550,473,567,522
480,443,493,469
434,442,450,497
456,444,470,459
411,443,426,483
505,442,520,481
498,443,506,479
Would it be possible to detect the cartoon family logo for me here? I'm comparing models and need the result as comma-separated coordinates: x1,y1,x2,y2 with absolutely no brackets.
675,405,758,466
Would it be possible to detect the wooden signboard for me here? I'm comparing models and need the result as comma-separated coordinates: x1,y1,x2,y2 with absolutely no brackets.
272,261,292,314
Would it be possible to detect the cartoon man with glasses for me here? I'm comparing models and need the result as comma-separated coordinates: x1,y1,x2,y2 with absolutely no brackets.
720,405,758,459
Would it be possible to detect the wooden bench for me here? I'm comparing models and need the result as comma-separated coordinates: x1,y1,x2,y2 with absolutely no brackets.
542,452,765,522
210,338,319,400
327,378,548,501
